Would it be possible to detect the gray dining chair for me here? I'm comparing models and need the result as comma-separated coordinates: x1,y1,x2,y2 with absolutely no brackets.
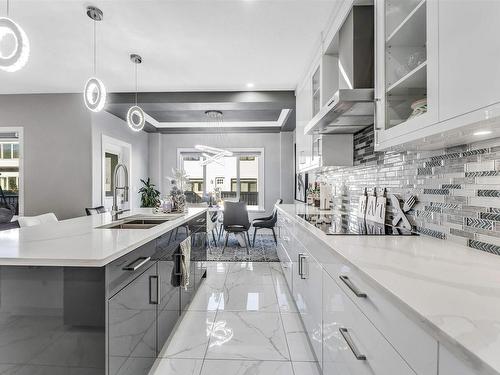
252,198,282,246
222,201,251,254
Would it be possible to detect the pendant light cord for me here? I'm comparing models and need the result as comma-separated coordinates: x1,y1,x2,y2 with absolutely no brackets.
93,20,97,75
135,62,138,106
6,0,9,16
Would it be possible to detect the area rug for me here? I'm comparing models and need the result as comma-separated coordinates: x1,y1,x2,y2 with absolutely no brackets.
207,233,279,262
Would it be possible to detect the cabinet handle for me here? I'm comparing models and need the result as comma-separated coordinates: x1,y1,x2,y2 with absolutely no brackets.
174,253,183,276
149,275,159,305
339,275,367,298
298,254,304,276
339,327,366,360
298,253,308,279
123,256,151,271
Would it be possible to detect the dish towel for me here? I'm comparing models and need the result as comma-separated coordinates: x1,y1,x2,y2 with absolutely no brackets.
180,236,191,290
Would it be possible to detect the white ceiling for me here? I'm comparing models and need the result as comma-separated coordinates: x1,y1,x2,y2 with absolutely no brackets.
0,0,341,94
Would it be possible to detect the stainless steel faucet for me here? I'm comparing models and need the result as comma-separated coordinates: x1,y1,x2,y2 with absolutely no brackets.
111,163,130,221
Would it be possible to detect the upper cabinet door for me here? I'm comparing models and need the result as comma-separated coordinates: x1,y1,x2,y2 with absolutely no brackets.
438,0,500,122
375,0,439,149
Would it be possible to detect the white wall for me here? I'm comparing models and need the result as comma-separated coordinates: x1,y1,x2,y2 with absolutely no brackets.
155,132,294,215
0,94,92,219
91,111,150,210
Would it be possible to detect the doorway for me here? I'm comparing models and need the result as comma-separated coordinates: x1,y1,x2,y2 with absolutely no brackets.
101,135,132,212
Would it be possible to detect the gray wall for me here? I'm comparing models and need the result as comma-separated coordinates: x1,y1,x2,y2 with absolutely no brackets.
91,111,150,210
0,94,92,220
155,132,294,215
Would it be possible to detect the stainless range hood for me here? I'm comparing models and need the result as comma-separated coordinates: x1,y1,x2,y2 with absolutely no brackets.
305,5,374,135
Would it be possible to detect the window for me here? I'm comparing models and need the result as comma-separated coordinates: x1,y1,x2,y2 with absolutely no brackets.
1,143,13,159
180,149,263,209
0,132,22,215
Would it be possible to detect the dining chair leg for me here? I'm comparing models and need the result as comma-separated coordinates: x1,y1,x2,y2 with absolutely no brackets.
243,232,250,255
246,231,251,248
218,224,224,241
271,227,277,245
212,230,217,247
222,232,229,254
252,227,258,247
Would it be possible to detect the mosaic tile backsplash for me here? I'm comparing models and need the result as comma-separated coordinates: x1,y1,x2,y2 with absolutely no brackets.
315,127,500,255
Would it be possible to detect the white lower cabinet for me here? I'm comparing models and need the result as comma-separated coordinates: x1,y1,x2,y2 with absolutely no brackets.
331,264,438,375
277,242,293,288
438,344,481,375
323,272,416,375
293,245,323,367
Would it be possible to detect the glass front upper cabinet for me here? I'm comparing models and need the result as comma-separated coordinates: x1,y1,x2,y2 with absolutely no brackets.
384,0,427,129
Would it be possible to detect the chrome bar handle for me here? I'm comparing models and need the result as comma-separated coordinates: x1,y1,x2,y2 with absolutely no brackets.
174,253,183,276
298,253,308,279
298,253,304,276
339,275,367,298
149,275,159,305
339,327,366,361
122,256,151,271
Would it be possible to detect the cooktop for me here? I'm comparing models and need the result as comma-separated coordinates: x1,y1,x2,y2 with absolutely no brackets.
296,213,415,236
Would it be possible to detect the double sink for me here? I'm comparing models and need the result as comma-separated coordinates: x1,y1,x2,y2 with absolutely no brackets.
98,214,183,230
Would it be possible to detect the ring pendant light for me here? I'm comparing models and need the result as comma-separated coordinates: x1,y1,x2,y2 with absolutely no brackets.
83,6,106,112
126,53,145,132
0,0,30,72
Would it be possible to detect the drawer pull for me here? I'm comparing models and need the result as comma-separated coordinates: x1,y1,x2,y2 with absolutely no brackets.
123,256,151,271
298,253,308,279
339,327,366,361
149,275,159,305
339,275,367,298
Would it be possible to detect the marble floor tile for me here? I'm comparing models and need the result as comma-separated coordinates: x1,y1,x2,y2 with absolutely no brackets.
200,359,293,375
219,283,279,312
148,358,203,375
205,311,289,361
151,262,316,375
188,284,224,312
225,262,274,286
203,262,229,290
281,313,316,362
271,270,298,313
292,361,322,375
159,311,216,359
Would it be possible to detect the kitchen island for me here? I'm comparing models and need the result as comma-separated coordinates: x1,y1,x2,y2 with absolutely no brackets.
0,208,208,375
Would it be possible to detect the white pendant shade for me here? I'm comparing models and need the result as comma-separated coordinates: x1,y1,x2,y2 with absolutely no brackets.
83,77,106,112
0,17,30,72
127,105,145,131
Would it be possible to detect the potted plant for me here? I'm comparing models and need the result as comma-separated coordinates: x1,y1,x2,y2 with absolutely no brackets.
138,178,161,208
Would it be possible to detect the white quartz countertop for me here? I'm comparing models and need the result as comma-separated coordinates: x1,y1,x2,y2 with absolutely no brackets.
0,208,207,267
277,203,500,375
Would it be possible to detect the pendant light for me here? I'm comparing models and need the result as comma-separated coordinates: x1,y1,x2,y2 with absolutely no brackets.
0,0,30,72
126,53,145,132
195,110,233,166
83,6,106,112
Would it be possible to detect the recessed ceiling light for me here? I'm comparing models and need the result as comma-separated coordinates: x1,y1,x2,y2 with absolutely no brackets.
473,130,492,136
246,83,255,88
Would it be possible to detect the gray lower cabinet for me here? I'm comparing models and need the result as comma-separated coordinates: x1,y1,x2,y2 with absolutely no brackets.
157,260,180,350
108,263,158,375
